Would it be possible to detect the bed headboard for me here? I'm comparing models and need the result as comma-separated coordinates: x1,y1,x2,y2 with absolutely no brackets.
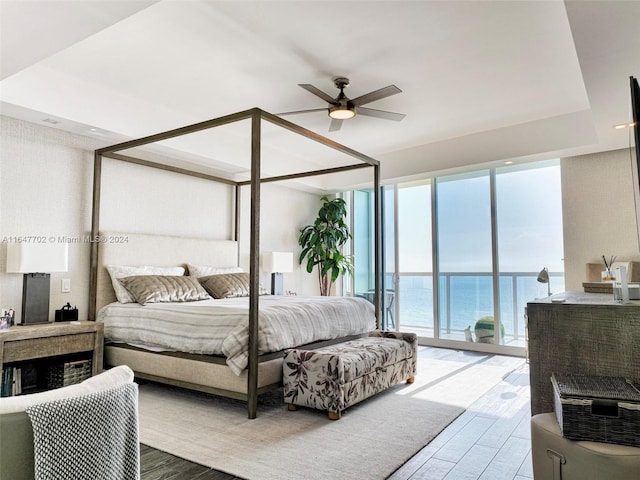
95,231,239,314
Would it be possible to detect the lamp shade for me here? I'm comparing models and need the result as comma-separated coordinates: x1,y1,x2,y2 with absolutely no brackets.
536,267,549,284
6,242,68,273
262,252,293,273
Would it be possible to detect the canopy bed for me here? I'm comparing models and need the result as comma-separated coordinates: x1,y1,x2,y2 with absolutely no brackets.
88,108,382,418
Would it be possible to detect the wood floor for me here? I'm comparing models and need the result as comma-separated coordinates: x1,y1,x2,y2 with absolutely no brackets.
388,358,532,480
140,347,532,480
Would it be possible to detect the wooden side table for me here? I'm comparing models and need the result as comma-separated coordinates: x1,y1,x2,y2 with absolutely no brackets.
0,321,104,395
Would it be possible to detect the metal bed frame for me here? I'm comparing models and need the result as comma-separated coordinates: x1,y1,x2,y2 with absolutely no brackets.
88,107,382,418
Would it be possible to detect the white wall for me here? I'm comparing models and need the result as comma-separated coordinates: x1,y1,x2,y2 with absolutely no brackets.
238,183,322,296
0,116,323,321
99,157,234,238
1,116,96,322
561,148,640,290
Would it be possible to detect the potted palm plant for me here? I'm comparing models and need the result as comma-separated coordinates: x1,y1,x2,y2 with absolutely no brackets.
298,196,353,296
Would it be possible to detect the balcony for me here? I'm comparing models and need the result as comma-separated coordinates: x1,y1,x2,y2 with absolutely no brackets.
380,271,565,347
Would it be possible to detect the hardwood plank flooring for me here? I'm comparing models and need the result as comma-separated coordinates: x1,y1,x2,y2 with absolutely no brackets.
140,347,533,480
140,444,243,480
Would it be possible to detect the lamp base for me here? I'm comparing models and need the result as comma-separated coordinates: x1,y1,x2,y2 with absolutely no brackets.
271,273,284,296
21,273,51,324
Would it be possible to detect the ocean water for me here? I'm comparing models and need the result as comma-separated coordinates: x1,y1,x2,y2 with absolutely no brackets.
396,274,565,338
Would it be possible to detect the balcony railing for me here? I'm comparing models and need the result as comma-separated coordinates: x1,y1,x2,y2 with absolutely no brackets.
391,271,565,343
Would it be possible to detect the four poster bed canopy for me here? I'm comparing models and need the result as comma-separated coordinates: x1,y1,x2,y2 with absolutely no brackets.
89,108,382,418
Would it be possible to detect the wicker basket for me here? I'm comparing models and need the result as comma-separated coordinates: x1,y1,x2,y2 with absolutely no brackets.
47,359,92,389
552,373,640,447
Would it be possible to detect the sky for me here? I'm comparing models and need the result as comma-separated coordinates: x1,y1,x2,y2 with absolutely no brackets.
395,161,564,274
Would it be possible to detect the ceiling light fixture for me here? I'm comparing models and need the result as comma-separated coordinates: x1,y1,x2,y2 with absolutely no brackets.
327,77,357,121
328,105,356,120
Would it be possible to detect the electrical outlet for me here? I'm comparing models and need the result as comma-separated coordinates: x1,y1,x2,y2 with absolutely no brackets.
61,278,71,293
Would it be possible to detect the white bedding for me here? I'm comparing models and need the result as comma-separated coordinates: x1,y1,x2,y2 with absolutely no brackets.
97,295,375,375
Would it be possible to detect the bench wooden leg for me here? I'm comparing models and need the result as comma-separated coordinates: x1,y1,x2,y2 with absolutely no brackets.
328,410,342,421
406,376,415,384
287,403,298,411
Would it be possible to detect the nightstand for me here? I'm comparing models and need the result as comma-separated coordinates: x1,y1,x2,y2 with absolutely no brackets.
0,321,104,396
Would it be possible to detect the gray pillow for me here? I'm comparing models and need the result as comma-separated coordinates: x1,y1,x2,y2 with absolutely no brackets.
106,265,185,303
118,275,211,305
199,273,267,299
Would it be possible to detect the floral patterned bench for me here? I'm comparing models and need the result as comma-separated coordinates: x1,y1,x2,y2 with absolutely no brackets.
283,331,417,420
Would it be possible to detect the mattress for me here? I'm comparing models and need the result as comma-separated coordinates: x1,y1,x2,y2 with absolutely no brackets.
97,295,375,375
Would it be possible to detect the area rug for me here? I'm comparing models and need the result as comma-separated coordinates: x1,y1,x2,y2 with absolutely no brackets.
138,351,524,480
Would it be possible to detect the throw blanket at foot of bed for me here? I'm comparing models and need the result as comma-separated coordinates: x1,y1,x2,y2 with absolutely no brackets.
283,331,417,420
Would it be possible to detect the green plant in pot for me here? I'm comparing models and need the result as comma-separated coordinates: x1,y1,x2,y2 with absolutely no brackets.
298,196,353,296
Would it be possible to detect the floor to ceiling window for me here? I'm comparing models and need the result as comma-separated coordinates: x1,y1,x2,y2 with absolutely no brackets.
436,170,494,343
345,159,564,355
351,190,373,294
494,161,565,346
396,181,433,337
345,188,395,329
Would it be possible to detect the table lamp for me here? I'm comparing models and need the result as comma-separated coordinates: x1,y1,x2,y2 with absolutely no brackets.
537,266,551,297
262,252,293,295
6,242,68,324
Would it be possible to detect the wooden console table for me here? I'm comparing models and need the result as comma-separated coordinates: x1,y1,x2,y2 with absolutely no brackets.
527,292,640,415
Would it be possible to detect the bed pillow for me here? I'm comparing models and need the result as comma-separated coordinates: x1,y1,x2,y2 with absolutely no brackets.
106,265,185,303
118,275,211,305
199,273,267,299
186,263,243,278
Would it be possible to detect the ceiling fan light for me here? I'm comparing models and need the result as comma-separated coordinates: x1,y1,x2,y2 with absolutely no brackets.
328,105,356,120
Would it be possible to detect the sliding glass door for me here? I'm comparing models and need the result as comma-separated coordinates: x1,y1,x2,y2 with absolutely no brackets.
436,171,495,343
345,159,564,354
396,181,434,337
494,161,565,346
346,188,395,329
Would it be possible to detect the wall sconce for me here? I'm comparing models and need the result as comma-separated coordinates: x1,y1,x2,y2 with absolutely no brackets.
261,252,293,296
537,266,551,297
6,242,68,324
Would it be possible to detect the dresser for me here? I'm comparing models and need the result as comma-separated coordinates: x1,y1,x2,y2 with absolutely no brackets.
527,292,640,415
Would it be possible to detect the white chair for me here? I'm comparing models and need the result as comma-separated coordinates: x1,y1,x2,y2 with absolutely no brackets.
0,365,139,480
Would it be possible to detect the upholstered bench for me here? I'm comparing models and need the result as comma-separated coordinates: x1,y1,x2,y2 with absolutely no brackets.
283,331,417,420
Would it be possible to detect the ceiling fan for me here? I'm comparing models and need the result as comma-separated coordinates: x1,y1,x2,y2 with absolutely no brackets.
278,77,406,132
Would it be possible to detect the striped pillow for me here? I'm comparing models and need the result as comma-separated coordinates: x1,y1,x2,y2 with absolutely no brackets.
118,275,210,305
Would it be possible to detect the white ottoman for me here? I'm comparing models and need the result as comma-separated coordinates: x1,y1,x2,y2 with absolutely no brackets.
531,413,640,480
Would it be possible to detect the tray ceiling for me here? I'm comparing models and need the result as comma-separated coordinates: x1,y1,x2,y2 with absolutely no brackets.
1,1,638,191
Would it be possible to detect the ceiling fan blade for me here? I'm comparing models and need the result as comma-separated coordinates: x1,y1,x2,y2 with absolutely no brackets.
276,108,327,116
355,107,406,122
298,84,337,104
328,118,343,132
351,85,402,106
